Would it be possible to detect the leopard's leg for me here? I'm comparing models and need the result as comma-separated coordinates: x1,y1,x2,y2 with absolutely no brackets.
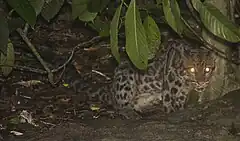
131,93,162,113
114,92,161,119
174,90,188,111
112,83,161,119
111,69,142,119
161,79,176,113
163,78,188,112
162,90,176,113
162,91,187,113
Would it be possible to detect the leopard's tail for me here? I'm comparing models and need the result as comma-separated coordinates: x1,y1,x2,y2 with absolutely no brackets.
62,65,113,106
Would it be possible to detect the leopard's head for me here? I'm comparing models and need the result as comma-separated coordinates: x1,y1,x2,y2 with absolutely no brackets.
181,47,216,92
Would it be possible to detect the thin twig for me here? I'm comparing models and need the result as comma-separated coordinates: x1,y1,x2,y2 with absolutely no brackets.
23,23,29,35
185,0,202,24
229,0,236,22
92,70,111,80
39,120,56,126
16,28,55,85
12,36,103,75
13,65,45,74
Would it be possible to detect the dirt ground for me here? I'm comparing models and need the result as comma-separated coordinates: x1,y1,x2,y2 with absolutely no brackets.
0,6,240,141
2,88,240,141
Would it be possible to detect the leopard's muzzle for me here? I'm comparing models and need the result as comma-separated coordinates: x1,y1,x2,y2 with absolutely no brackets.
192,81,209,92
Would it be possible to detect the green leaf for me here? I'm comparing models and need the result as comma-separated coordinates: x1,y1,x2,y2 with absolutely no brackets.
87,0,110,13
28,0,45,16
72,0,97,22
41,0,65,21
156,0,162,5
89,17,110,37
162,0,183,35
0,15,9,54
78,11,98,22
191,0,202,10
170,0,184,31
1,40,15,77
125,0,149,70
194,0,240,42
143,16,161,60
7,0,36,26
72,0,89,19
99,24,110,37
110,2,123,63
88,0,102,13
8,18,25,33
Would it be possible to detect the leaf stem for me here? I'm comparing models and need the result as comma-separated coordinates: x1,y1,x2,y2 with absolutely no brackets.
121,0,129,8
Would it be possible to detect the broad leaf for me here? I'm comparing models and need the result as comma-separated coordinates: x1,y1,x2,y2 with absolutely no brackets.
125,0,149,69
162,0,183,35
78,11,98,22
99,24,110,37
1,40,15,77
29,0,45,16
0,15,9,54
191,0,202,10
110,2,122,63
88,0,110,13
143,16,161,60
41,0,65,21
170,0,184,33
191,0,240,43
7,0,36,26
156,0,162,5
89,16,110,37
72,0,89,19
8,18,25,33
72,0,97,22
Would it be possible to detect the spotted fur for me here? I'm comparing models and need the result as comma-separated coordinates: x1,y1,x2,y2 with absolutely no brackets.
67,39,216,116
161,39,215,113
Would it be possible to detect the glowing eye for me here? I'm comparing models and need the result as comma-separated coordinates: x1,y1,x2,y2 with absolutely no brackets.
190,67,195,73
205,67,210,72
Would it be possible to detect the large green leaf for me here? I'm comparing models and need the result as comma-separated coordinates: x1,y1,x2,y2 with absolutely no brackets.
125,0,149,70
87,0,110,13
143,16,161,60
191,0,202,10
72,0,89,19
72,0,97,22
29,0,45,16
170,0,184,33
41,0,65,21
7,0,36,26
162,0,183,35
78,11,98,22
191,0,240,43
0,15,9,54
1,40,15,77
89,17,110,37
110,2,122,63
